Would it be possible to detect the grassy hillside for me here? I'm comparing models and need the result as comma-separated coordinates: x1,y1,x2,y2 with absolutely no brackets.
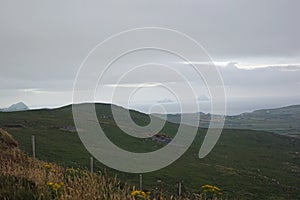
1,128,195,200
225,105,300,136
161,104,300,136
0,104,299,199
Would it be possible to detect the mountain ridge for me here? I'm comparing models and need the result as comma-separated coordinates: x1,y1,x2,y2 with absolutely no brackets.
0,102,29,112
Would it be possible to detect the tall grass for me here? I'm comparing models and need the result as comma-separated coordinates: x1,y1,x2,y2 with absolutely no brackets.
0,128,223,200
0,147,133,200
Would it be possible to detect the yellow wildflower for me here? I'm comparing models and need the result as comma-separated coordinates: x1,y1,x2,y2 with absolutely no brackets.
44,163,52,169
47,181,64,192
47,182,54,186
201,184,222,195
131,190,150,198
52,183,61,191
50,169,58,173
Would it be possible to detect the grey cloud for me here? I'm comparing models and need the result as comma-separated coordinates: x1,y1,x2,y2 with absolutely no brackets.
197,95,210,102
219,63,300,86
218,63,300,100
0,0,299,111
157,98,174,104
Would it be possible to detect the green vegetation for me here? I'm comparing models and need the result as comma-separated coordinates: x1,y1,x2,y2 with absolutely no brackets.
0,128,223,199
0,129,133,200
0,104,299,199
163,104,300,137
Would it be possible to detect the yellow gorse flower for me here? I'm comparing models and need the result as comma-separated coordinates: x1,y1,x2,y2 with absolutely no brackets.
50,169,58,173
47,182,54,186
47,181,64,191
131,190,150,199
44,163,52,169
52,183,61,191
201,184,222,195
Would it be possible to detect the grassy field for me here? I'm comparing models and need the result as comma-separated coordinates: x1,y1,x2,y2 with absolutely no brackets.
0,104,299,199
162,104,300,136
2,128,201,200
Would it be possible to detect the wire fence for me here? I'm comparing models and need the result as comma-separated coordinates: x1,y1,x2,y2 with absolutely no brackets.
31,135,183,196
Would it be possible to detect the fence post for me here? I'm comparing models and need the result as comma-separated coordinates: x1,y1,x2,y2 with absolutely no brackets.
90,157,94,173
31,135,36,158
139,174,143,191
178,181,182,196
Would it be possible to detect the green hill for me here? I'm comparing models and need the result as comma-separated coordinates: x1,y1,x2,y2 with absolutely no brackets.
0,104,299,199
225,105,300,136
160,104,300,136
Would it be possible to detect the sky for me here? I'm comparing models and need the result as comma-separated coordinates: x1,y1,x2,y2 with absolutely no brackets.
0,0,299,115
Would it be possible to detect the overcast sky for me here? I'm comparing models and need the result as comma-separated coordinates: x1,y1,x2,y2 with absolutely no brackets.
0,0,299,114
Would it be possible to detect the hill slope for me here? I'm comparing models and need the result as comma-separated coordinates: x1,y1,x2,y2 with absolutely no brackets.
0,104,299,199
0,129,139,200
161,104,300,136
225,105,300,136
